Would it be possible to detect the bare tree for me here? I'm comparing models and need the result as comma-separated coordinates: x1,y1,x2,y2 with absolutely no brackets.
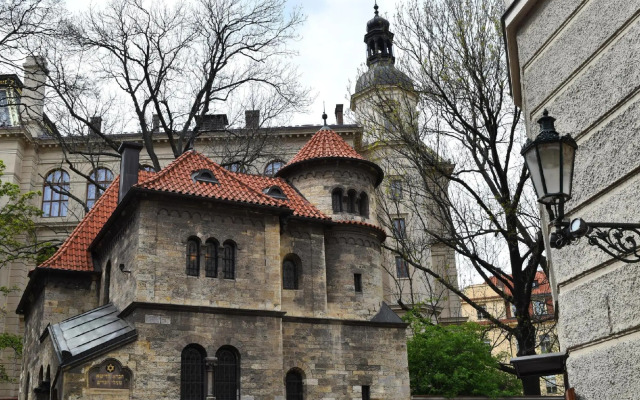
11,0,310,210
354,0,548,394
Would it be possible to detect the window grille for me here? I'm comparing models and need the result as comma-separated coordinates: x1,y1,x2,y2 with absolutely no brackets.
181,345,206,400
332,189,343,212
286,370,303,400
223,242,236,279
42,170,70,217
283,259,298,290
205,240,218,277
215,347,239,400
186,239,200,276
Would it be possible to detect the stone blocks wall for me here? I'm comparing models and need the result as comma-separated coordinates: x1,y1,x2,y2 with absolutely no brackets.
283,319,410,399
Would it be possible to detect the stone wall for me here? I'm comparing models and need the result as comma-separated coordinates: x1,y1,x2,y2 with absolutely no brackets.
505,0,640,398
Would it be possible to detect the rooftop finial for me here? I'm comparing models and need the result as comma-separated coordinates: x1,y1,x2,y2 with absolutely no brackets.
322,101,327,126
374,1,379,16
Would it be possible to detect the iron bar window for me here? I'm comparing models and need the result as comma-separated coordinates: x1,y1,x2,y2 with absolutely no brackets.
205,240,218,278
215,347,239,400
186,238,200,276
181,345,206,400
283,259,298,290
286,370,303,400
223,241,236,279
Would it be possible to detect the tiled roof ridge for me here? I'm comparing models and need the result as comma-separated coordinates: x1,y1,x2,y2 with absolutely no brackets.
285,127,364,166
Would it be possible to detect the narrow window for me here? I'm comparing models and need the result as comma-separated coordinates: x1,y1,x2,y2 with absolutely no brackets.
395,256,409,278
181,345,206,400
286,370,304,400
477,305,487,320
215,346,240,400
392,218,406,239
186,238,200,276
545,375,558,394
540,335,551,354
283,259,298,290
354,273,362,293
533,300,547,316
205,239,218,278
86,167,114,209
358,192,369,217
42,170,70,217
347,190,357,213
332,188,343,212
362,385,370,400
390,179,403,199
223,241,236,279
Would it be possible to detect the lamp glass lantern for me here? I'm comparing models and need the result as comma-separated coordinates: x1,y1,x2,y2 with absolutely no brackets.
521,110,577,206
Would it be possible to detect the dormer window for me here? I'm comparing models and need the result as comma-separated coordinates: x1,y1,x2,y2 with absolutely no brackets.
263,186,287,199
192,169,218,184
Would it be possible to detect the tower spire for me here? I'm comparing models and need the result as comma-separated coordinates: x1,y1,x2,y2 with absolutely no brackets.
364,2,394,67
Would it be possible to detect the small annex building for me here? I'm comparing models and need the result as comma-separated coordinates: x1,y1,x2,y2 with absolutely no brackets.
16,125,411,400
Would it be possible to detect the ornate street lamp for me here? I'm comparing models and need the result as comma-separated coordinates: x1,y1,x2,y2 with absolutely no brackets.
522,110,640,262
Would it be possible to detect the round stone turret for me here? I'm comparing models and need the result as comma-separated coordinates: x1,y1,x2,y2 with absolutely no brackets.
276,126,383,224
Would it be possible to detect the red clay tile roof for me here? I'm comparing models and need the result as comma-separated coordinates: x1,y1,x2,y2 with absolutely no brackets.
234,173,329,220
332,219,387,238
37,152,330,273
38,171,154,272
285,127,364,166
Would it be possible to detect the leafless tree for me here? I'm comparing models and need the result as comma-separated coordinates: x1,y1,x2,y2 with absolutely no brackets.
354,0,549,394
12,0,309,209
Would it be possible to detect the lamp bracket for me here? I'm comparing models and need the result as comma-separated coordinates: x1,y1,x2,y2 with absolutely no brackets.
551,221,640,263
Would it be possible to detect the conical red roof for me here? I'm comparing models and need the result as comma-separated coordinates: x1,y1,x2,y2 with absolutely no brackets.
285,127,364,166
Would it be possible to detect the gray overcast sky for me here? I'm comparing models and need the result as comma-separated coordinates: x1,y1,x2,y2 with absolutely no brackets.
64,0,402,126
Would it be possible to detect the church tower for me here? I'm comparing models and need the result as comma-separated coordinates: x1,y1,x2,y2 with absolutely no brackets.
350,4,464,323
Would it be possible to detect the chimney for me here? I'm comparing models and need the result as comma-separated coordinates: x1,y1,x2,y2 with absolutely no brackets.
118,142,143,203
196,114,228,130
152,114,160,132
245,110,260,129
335,104,344,125
22,56,48,122
89,116,102,135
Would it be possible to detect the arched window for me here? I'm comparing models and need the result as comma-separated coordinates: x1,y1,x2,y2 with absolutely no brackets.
181,344,206,400
38,366,43,385
283,258,298,290
215,346,240,400
186,237,200,276
42,170,70,217
86,167,114,209
347,190,357,213
45,366,50,383
222,241,236,279
359,192,369,217
141,164,155,172
331,188,343,213
264,160,285,177
286,370,304,400
205,239,219,278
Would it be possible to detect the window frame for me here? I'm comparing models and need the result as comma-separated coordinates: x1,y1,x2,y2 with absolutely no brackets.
181,344,206,400
222,241,236,279
389,179,403,200
86,167,114,209
358,192,369,217
347,189,357,213
42,169,70,218
205,239,219,278
214,346,240,400
264,160,285,177
331,188,343,213
354,273,363,293
186,237,200,277
392,218,406,240
477,305,487,320
395,256,409,279
285,369,304,400
283,258,299,290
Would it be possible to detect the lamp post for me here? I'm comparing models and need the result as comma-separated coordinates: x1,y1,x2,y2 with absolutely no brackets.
522,110,640,262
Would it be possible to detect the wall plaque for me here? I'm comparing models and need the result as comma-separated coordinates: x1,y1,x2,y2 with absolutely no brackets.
88,359,132,389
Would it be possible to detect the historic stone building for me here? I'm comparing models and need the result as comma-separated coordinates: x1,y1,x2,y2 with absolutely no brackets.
504,0,640,398
0,5,461,398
